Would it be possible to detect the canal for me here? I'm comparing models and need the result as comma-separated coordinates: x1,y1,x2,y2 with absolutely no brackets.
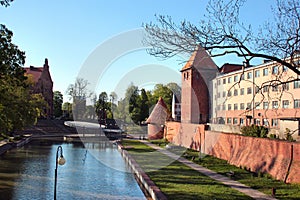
0,139,146,200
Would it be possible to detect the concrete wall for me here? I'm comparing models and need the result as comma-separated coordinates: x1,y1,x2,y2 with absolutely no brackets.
165,121,300,183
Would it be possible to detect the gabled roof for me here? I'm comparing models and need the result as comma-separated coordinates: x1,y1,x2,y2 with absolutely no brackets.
24,66,44,82
181,47,218,72
219,63,243,74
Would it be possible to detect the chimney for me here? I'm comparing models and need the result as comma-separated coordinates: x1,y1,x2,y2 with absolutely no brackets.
44,58,49,70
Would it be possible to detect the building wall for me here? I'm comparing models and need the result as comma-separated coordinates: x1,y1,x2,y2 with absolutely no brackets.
165,121,300,183
212,59,300,139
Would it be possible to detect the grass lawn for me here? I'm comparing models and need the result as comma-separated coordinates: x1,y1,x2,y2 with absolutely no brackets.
121,139,252,200
149,139,300,200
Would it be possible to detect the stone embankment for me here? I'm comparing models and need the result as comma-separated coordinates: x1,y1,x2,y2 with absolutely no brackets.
117,143,167,200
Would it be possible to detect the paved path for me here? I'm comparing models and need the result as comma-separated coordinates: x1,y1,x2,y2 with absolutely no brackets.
140,140,277,200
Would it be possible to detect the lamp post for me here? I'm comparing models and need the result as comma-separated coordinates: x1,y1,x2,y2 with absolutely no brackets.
54,146,66,200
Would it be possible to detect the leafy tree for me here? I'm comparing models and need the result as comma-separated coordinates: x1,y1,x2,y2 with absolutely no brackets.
151,84,173,111
0,24,47,134
53,91,63,118
95,92,109,123
0,77,46,134
144,0,300,75
0,25,26,83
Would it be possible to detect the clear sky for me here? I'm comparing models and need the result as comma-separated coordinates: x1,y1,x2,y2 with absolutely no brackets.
0,0,274,102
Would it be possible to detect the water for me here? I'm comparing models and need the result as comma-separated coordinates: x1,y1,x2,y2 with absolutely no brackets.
0,140,146,200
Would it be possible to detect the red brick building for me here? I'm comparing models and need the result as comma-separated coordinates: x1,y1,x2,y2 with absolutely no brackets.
24,58,53,117
180,48,218,124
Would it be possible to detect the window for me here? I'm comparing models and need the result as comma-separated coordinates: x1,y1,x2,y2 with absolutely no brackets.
223,78,226,84
228,104,232,110
247,72,252,79
254,118,260,125
240,103,245,110
263,102,269,109
272,119,278,127
263,68,268,76
184,72,189,80
263,85,269,93
282,100,289,108
272,101,278,109
227,91,232,97
227,118,232,124
222,91,226,97
241,74,245,80
272,66,279,74
294,99,300,108
234,89,238,96
247,87,252,94
294,80,300,89
233,118,238,124
255,86,260,94
272,85,278,92
217,92,220,98
234,75,238,82
228,77,232,83
222,104,226,110
282,83,289,91
217,105,221,111
255,102,260,109
283,66,288,72
240,118,244,125
263,119,269,126
234,103,238,110
217,79,221,85
247,103,252,109
240,88,244,95
254,70,260,78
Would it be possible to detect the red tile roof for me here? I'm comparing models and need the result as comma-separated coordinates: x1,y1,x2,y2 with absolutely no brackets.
219,63,243,74
24,66,44,83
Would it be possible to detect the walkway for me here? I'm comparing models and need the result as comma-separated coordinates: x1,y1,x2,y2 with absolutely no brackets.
140,140,277,200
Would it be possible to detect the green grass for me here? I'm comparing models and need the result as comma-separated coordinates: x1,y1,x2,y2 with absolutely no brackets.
164,144,300,199
122,139,252,200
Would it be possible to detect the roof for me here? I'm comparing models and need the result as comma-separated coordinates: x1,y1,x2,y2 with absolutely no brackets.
219,63,243,74
146,97,169,124
23,58,49,83
24,66,44,82
181,47,218,72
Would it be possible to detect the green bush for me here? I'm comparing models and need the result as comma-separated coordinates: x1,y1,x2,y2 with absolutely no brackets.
240,124,269,138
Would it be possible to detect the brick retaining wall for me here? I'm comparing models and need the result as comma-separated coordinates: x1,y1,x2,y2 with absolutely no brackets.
165,122,300,183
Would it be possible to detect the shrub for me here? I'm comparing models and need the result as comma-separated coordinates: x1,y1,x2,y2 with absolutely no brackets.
240,124,269,138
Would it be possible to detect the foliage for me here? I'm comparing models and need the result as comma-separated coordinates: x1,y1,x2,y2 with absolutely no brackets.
62,102,72,119
284,128,296,142
0,25,46,134
240,124,268,138
53,91,63,118
0,77,46,133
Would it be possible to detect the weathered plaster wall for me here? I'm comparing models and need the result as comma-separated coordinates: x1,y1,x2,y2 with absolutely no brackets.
165,121,300,183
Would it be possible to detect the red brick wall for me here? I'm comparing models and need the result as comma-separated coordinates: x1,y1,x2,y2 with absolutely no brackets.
166,121,300,183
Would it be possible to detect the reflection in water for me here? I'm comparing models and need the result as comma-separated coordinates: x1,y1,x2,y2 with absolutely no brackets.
0,140,145,200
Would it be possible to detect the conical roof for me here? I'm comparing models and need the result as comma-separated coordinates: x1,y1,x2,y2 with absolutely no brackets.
146,97,168,125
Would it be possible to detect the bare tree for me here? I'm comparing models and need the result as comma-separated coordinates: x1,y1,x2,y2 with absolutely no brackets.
144,0,300,75
66,78,93,120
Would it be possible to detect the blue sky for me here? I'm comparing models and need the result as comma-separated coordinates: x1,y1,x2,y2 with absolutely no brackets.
1,0,274,102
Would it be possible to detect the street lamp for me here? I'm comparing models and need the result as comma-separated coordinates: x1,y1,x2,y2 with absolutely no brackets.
54,146,66,200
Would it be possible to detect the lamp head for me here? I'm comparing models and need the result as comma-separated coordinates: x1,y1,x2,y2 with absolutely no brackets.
58,156,66,166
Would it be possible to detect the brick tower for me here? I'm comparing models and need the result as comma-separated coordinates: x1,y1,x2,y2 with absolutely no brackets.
180,48,218,124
